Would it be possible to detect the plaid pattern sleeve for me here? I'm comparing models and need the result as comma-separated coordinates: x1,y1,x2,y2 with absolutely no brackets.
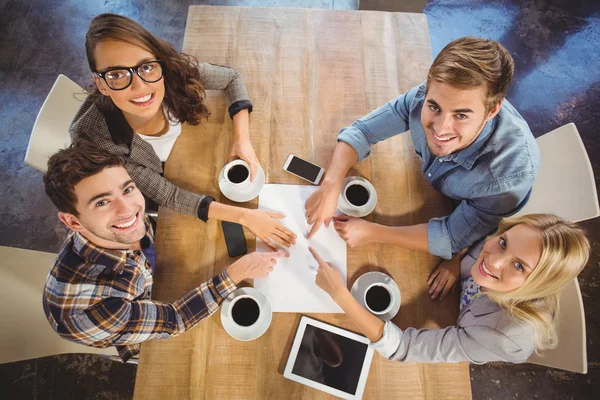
197,62,253,118
42,225,237,363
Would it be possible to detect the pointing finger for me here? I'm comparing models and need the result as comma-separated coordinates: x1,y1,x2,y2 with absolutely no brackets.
308,246,327,265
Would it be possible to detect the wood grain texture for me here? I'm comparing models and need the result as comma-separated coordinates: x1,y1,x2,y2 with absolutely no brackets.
134,6,470,400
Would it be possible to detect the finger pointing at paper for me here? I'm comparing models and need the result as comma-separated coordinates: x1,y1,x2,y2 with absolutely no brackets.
308,247,346,300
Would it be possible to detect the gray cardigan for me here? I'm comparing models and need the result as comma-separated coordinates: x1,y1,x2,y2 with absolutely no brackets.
70,63,252,221
372,243,536,364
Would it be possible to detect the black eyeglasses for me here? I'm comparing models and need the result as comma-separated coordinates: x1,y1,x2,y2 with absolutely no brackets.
95,60,164,91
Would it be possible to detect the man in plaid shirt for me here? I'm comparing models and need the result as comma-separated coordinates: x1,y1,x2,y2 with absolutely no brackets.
42,141,287,362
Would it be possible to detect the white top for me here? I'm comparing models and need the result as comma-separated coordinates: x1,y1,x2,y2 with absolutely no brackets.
136,115,182,162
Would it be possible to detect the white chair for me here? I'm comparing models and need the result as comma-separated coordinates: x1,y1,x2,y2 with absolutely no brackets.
528,279,587,374
519,123,598,374
514,123,600,222
24,74,86,172
0,245,119,364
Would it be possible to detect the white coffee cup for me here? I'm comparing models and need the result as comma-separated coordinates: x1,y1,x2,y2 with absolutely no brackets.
363,283,394,315
223,159,251,189
342,177,377,214
228,294,262,329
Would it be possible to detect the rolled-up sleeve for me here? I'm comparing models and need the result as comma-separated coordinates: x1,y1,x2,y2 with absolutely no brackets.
337,85,421,161
428,175,535,259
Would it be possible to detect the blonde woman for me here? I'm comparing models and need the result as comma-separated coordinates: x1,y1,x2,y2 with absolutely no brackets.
309,214,590,363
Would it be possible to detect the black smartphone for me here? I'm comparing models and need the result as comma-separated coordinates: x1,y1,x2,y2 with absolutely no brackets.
221,221,248,257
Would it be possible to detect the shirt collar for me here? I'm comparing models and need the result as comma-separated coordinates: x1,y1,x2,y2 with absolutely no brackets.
71,217,154,274
444,117,497,170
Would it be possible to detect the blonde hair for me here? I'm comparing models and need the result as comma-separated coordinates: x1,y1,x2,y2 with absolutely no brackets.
427,37,514,112
484,214,590,351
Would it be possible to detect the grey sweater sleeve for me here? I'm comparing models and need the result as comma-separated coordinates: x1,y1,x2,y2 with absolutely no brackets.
372,321,532,364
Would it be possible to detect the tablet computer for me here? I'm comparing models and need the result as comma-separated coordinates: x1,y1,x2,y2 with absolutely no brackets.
283,316,374,399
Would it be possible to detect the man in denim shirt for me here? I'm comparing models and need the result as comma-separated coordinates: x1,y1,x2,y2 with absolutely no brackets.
305,37,539,266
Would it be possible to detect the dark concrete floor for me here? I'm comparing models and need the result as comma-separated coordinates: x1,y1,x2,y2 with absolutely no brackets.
0,0,598,399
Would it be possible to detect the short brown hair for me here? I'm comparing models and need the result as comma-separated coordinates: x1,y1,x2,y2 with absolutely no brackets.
86,13,209,125
427,37,514,112
44,140,124,215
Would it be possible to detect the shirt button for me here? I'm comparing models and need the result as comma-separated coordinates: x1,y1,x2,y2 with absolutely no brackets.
438,159,443,163
428,173,432,177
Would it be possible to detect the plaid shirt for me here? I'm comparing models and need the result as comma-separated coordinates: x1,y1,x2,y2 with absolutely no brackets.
42,218,237,362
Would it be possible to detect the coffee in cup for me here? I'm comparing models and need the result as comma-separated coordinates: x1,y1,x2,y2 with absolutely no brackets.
345,183,370,207
364,283,393,315
230,295,261,327
227,163,250,184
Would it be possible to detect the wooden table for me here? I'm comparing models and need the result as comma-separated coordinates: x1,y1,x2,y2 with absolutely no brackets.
134,6,471,399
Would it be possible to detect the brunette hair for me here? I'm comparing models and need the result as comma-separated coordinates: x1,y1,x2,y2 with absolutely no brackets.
43,140,124,216
85,13,209,124
427,37,514,112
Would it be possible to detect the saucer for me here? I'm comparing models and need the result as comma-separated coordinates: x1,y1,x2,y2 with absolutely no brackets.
337,176,377,218
351,271,401,321
220,287,272,341
219,164,265,203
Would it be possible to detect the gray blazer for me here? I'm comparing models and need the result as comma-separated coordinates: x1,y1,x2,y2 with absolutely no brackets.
372,242,536,364
70,63,252,221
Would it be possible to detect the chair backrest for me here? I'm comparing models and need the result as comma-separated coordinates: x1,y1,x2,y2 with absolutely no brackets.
516,123,594,373
0,245,117,364
24,74,86,172
514,123,600,222
528,278,587,373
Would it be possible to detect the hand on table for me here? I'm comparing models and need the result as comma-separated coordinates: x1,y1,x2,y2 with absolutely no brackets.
305,182,341,239
229,138,260,181
333,216,375,248
308,247,347,301
227,250,290,283
427,255,461,300
243,209,297,250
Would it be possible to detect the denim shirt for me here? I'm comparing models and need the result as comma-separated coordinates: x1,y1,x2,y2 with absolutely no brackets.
337,82,540,259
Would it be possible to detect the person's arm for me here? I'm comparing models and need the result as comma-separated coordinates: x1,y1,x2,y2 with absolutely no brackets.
308,247,531,364
124,161,213,220
372,320,530,364
428,177,535,260
334,178,534,259
305,84,423,238
126,163,296,248
197,62,252,118
229,108,261,181
336,92,413,161
198,63,259,181
59,251,287,347
333,289,385,342
333,216,429,252
308,246,384,342
305,142,360,238
207,202,296,249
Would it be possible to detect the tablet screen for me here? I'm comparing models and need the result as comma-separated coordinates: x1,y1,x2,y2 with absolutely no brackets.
284,317,373,399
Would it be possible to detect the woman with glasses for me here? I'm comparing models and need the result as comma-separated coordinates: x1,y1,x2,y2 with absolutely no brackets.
71,13,296,249
308,214,590,364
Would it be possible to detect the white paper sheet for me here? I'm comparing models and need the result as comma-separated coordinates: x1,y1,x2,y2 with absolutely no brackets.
254,184,347,313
